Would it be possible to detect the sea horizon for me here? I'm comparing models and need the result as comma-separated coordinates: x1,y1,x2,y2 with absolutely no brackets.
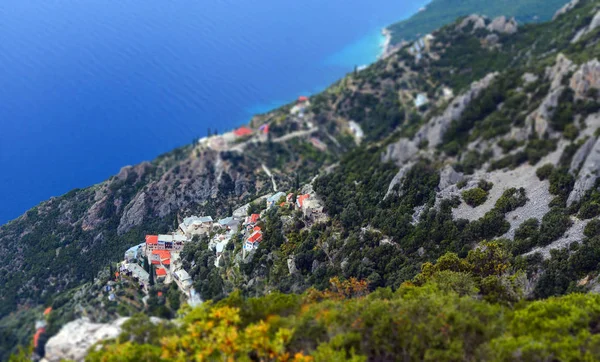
0,0,429,225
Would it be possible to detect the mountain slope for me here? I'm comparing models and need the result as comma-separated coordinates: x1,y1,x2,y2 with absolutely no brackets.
7,0,600,359
386,0,569,46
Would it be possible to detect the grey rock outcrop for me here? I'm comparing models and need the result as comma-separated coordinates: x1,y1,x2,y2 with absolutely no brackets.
117,191,147,235
572,10,600,43
487,16,518,34
522,73,539,85
414,73,498,147
385,162,414,199
569,137,596,174
81,194,108,231
44,317,128,362
458,15,487,31
526,54,576,136
381,138,419,165
569,59,600,99
438,165,464,190
527,86,565,136
547,54,575,90
484,33,500,48
567,137,600,206
553,0,580,20
287,257,299,275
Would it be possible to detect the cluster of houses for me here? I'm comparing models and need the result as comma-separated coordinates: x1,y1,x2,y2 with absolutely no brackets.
290,96,310,118
115,187,324,305
407,33,435,62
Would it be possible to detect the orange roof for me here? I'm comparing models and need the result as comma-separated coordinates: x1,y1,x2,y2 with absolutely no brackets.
253,226,261,232
156,268,167,276
248,231,263,243
115,272,120,278
162,259,171,265
151,260,160,265
250,214,260,223
152,250,171,259
298,96,309,102
234,126,253,137
33,328,45,348
157,291,163,297
43,307,52,316
146,235,158,244
280,202,286,207
297,194,310,208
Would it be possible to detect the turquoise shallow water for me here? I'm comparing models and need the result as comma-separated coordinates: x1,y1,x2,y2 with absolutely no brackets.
0,0,428,224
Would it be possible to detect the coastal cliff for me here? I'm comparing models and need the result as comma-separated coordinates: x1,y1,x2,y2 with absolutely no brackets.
6,0,600,360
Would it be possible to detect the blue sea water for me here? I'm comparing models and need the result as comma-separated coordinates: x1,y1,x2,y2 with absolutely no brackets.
0,0,428,225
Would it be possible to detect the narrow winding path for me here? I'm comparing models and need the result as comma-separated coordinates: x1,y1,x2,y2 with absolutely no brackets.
262,164,277,191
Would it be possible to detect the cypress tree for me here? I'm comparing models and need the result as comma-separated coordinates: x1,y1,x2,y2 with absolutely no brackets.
149,264,155,286
143,256,150,273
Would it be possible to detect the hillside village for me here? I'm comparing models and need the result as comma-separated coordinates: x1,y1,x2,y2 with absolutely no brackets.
113,184,325,308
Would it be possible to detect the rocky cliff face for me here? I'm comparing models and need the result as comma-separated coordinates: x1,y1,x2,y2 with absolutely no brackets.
413,73,498,147
43,318,128,362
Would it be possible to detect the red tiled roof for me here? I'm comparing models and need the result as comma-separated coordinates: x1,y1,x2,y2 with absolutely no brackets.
253,226,261,232
156,268,167,276
250,214,260,223
234,126,253,137
298,96,309,102
162,259,171,265
151,260,160,265
248,231,263,243
146,235,158,244
280,202,286,207
297,194,310,208
43,307,52,316
152,250,171,259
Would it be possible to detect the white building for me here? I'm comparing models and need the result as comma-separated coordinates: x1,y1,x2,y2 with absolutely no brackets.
179,216,213,237
414,93,429,108
173,269,193,292
267,192,286,208
123,262,150,285
124,243,145,262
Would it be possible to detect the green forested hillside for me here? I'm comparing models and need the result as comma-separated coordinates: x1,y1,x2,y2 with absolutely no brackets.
63,244,600,361
387,0,569,45
7,0,600,360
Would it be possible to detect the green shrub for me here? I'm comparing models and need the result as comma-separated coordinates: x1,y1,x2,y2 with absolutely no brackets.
536,163,554,181
538,208,573,246
478,179,494,192
511,218,540,254
498,139,522,153
495,188,528,214
548,168,575,200
525,138,557,165
584,219,600,238
515,218,540,241
462,187,489,207
563,124,579,141
579,202,600,219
